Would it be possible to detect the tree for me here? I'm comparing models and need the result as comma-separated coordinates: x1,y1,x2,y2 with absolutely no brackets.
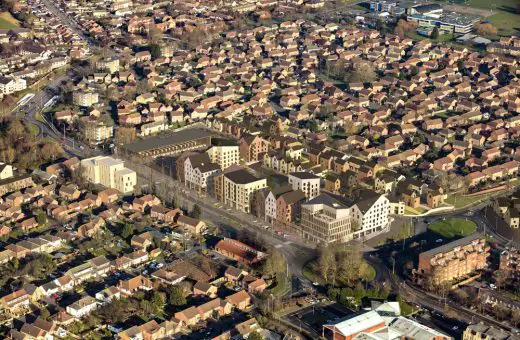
169,286,186,306
345,58,376,84
248,331,264,340
474,23,498,37
121,223,135,239
40,142,63,161
430,27,439,40
97,299,129,323
512,310,520,327
36,210,47,226
262,248,286,278
147,27,162,44
139,299,155,316
374,19,384,31
452,289,469,306
398,296,414,315
151,291,166,315
148,44,162,59
115,126,137,145
190,204,202,219
394,19,418,39
40,307,50,320
318,246,335,283
494,270,508,292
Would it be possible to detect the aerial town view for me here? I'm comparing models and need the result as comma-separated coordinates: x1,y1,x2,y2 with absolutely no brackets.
0,0,519,338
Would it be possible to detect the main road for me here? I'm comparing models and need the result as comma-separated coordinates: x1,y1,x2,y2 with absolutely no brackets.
122,157,317,292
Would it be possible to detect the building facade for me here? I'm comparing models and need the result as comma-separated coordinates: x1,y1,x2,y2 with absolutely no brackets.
80,156,136,194
239,135,269,163
350,194,390,239
207,145,240,170
184,153,221,194
222,169,267,213
73,89,99,107
301,194,352,243
0,76,26,95
288,172,321,200
416,234,489,285
83,121,114,145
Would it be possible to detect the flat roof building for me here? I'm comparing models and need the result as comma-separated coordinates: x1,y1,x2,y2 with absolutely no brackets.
122,128,213,158
323,302,450,340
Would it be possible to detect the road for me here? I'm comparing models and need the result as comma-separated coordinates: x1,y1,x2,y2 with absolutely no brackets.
123,157,317,292
366,251,514,332
40,0,94,46
25,0,520,321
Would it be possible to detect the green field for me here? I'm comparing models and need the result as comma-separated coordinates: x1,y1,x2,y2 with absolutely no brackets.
0,12,19,29
465,0,520,35
487,11,520,36
465,0,518,10
428,217,477,238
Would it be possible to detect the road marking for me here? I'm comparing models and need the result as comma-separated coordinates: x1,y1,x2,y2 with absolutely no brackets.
284,241,292,245
275,244,283,248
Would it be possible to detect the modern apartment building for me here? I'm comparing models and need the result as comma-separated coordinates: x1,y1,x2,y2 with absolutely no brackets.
207,145,240,170
264,187,293,224
416,233,489,285
301,190,390,244
301,194,352,243
288,172,320,200
350,193,390,239
276,190,306,224
239,135,269,163
95,56,120,73
80,156,136,194
220,168,267,213
83,120,114,145
184,153,221,194
0,76,26,95
73,89,99,107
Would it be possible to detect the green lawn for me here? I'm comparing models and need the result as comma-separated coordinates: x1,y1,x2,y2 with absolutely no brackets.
0,12,19,29
445,193,491,208
27,123,39,136
268,276,291,296
465,0,518,10
428,217,477,238
487,11,520,36
303,262,326,284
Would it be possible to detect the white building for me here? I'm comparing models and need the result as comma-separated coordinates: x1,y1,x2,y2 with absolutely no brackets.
288,172,320,200
66,296,99,318
0,76,26,95
73,89,99,107
351,194,390,239
207,145,240,170
301,190,390,244
80,156,136,193
184,153,221,194
323,301,450,340
0,163,13,180
265,191,277,223
301,194,352,243
222,169,267,213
